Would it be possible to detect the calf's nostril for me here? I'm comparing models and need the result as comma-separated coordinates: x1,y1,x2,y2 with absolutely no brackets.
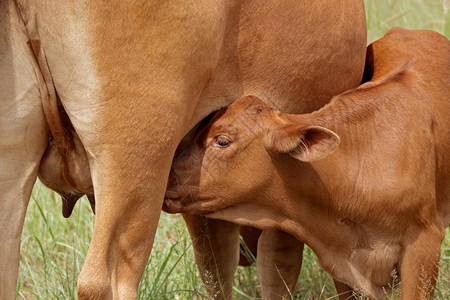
165,190,181,200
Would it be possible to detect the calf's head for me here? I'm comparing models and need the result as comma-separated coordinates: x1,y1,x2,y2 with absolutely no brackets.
164,95,340,224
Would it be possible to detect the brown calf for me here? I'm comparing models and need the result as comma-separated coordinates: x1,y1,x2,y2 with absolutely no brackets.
164,27,450,299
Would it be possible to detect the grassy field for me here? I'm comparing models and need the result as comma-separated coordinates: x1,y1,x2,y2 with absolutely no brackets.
17,1,449,299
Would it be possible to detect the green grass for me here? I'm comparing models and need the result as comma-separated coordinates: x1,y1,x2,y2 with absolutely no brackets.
365,0,448,42
16,183,450,299
17,1,449,299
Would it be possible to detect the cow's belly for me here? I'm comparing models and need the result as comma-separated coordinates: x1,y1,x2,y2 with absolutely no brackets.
188,0,367,131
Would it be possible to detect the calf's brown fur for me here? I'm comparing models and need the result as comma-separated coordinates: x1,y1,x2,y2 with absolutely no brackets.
164,28,450,299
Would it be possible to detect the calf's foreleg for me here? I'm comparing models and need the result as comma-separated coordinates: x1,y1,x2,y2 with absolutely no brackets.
399,224,444,299
183,215,240,299
257,229,304,300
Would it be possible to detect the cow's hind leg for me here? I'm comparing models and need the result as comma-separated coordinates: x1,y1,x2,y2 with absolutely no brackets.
76,142,179,299
0,1,48,298
0,153,44,299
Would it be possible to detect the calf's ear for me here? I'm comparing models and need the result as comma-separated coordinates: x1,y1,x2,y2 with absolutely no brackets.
265,125,340,162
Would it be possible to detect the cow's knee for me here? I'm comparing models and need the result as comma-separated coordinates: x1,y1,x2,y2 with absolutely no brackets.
77,273,112,300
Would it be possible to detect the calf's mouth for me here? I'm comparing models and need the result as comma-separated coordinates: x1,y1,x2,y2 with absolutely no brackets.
162,191,183,214
163,188,224,216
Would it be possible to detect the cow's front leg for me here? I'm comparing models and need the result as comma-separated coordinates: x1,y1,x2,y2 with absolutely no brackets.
399,223,444,300
257,229,304,300
183,215,240,299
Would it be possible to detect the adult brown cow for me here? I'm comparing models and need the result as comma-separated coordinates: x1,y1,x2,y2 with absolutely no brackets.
164,28,450,299
0,0,366,299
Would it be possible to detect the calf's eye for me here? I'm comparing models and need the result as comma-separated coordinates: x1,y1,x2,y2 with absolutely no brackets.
213,136,231,148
